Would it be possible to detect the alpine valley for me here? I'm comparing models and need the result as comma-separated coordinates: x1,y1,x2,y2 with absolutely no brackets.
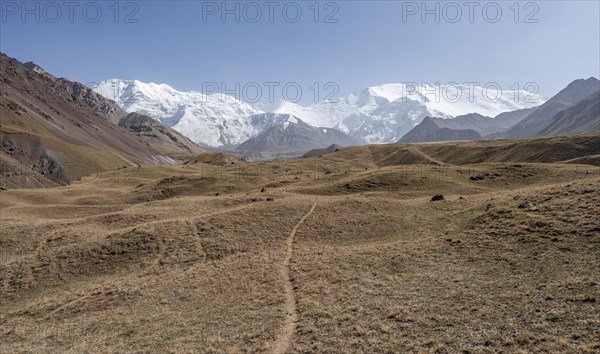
2,52,600,354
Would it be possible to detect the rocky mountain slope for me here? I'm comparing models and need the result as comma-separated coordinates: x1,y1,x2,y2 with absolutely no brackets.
0,53,194,189
499,77,600,138
537,90,599,137
118,113,204,158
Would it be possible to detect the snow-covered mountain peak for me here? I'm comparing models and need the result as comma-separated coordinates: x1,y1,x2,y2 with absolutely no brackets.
364,84,407,102
91,79,263,147
272,101,309,116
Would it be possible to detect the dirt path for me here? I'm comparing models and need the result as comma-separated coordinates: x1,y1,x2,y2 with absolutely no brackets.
272,201,317,354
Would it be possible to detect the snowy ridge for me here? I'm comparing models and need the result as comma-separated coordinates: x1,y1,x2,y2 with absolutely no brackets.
91,79,262,147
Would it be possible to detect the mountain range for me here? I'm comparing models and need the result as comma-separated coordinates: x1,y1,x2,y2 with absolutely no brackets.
91,80,545,149
1,51,597,188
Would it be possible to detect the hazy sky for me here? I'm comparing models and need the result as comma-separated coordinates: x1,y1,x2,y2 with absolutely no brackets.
1,1,599,104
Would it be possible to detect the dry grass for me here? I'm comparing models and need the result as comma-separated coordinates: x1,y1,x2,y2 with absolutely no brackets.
1,146,599,353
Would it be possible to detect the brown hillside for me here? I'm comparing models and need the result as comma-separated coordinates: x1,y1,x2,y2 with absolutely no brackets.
0,53,184,189
1,147,598,352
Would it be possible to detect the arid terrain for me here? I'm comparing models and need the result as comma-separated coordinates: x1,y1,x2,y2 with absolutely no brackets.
1,135,599,353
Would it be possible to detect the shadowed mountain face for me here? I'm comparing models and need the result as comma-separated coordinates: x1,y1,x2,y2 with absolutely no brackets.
486,107,538,134
118,113,204,157
235,114,361,159
537,91,600,137
0,53,196,189
398,116,485,143
500,77,600,138
396,109,537,144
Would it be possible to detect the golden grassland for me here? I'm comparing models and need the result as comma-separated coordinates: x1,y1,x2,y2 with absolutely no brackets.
1,147,599,352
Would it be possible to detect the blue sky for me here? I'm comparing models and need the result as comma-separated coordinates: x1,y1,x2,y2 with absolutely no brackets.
1,1,599,104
